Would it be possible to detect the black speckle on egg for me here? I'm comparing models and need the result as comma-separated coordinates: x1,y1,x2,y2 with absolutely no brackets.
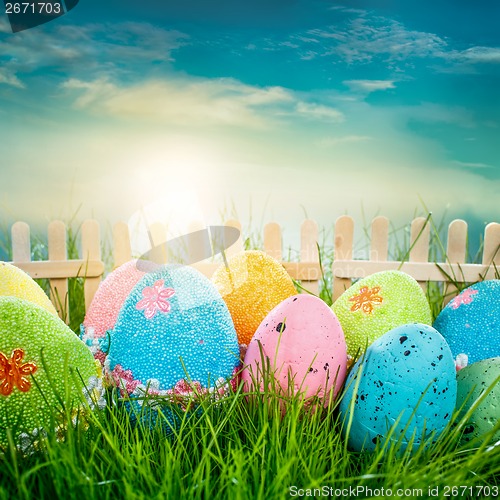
404,350,410,356
276,322,286,333
464,424,475,435
438,355,443,360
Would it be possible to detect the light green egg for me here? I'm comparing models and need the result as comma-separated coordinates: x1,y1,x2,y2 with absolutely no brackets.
456,357,500,447
0,261,57,315
332,270,432,358
0,296,99,450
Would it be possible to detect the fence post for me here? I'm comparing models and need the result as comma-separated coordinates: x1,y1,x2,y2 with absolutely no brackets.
225,219,244,258
333,215,354,301
11,222,31,263
264,222,282,261
482,222,500,271
370,216,389,262
444,219,468,304
301,219,319,295
48,220,69,322
147,222,168,264
409,217,430,292
113,222,132,269
81,220,102,310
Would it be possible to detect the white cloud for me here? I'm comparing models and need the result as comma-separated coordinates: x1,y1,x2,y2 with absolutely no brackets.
295,102,345,122
300,16,448,64
0,21,188,86
452,160,493,169
344,79,396,93
0,68,24,88
453,46,500,64
275,11,500,73
62,76,304,128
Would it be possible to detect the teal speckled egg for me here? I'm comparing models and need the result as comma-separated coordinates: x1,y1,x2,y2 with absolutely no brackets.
333,271,432,358
434,280,500,365
0,297,99,450
456,357,500,447
339,323,457,453
106,264,240,429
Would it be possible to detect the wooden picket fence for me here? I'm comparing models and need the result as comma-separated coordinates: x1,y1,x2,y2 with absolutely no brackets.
5,216,500,323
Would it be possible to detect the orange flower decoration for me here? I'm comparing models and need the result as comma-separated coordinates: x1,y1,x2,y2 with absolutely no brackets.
0,348,37,397
349,286,383,314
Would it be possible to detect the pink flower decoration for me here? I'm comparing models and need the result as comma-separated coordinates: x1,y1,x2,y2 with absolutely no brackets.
136,280,175,319
166,379,208,410
450,288,478,310
111,364,141,395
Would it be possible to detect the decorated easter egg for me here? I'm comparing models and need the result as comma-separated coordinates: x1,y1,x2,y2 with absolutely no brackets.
339,323,457,452
0,261,56,315
0,296,99,450
434,280,500,365
456,357,500,446
212,251,296,346
106,264,240,429
81,260,145,364
243,294,347,403
333,271,432,358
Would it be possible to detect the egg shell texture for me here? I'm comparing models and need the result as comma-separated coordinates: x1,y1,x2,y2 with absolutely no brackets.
0,296,98,449
339,323,457,452
0,261,57,315
108,264,240,392
434,280,500,364
243,294,347,401
212,251,297,346
83,260,145,339
333,270,432,357
456,357,500,446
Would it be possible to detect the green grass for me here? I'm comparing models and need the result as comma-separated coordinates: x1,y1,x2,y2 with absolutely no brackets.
1,368,499,500
1,213,499,499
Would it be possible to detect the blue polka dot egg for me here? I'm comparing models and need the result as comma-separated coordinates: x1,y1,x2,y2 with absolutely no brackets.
105,264,240,429
339,323,457,453
434,280,500,365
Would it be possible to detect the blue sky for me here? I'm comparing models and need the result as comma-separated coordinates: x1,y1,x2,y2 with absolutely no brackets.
0,0,499,252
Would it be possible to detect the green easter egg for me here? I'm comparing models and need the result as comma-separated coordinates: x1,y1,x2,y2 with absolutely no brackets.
0,261,57,315
0,296,98,450
456,357,500,447
332,270,432,358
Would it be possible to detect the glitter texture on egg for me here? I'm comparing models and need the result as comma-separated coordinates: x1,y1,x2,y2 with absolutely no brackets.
456,357,500,446
212,251,297,346
81,260,145,364
333,270,432,357
340,323,457,453
0,261,57,315
0,296,99,449
434,280,500,364
107,264,240,428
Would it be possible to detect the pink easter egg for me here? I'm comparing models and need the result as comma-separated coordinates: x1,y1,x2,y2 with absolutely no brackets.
242,294,347,404
81,260,145,363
